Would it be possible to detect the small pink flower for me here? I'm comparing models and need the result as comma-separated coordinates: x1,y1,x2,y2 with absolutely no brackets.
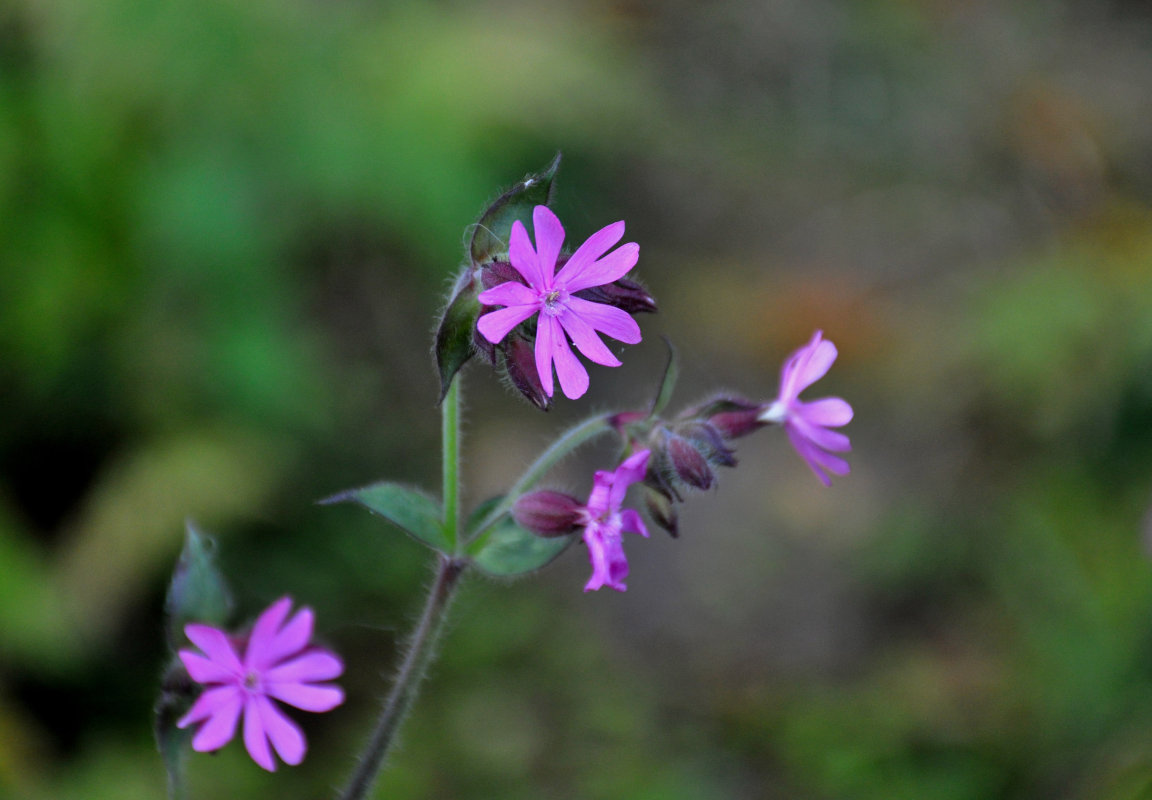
177,597,344,771
476,205,642,400
759,331,853,486
578,449,651,592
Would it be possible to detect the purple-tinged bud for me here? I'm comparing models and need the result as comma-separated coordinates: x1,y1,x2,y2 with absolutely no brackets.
480,261,523,290
513,490,583,537
473,325,497,365
687,396,766,440
573,276,658,315
503,334,551,411
678,421,737,468
666,434,715,490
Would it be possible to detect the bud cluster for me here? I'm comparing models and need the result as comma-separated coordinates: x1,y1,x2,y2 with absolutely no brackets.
606,394,767,537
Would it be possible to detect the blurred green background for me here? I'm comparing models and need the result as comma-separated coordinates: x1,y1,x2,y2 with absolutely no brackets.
3,0,1152,797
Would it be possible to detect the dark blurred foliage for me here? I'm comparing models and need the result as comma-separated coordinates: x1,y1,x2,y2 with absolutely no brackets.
2,0,1152,798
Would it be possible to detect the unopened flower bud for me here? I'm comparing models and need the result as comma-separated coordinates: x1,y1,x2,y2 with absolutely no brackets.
677,421,737,468
503,334,551,411
512,490,583,537
687,395,766,440
666,434,715,490
480,261,522,290
573,276,658,315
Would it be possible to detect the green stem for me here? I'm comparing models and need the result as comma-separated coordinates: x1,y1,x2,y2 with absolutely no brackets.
336,554,468,800
442,377,461,553
469,412,613,540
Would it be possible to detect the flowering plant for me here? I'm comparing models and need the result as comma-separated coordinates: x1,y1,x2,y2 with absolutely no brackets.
154,155,853,799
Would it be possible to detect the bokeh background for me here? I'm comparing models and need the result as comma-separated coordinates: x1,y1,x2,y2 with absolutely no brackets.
4,0,1152,797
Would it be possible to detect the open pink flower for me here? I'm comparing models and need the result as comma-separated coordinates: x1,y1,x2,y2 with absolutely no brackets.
476,205,642,400
578,449,651,592
177,597,344,771
758,330,853,486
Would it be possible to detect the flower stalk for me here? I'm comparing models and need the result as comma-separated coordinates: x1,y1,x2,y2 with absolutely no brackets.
337,553,467,800
442,377,462,552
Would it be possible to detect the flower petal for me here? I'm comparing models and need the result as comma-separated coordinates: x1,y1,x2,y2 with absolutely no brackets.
559,241,639,293
476,304,538,345
478,281,538,308
787,426,849,485
553,221,625,287
244,597,293,673
552,333,591,400
585,470,613,518
533,315,560,397
781,332,838,399
536,316,590,399
799,397,853,427
243,696,276,771
257,606,314,670
508,219,544,289
253,695,307,767
609,450,650,511
619,508,649,538
564,296,642,344
265,650,344,685
184,624,243,675
531,205,565,284
179,685,241,728
583,523,628,592
557,308,621,368
789,416,851,453
179,650,241,685
181,687,243,753
266,681,345,713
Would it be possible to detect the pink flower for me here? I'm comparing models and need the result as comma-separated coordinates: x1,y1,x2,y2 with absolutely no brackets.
476,205,642,400
177,597,345,771
578,449,651,592
758,330,854,486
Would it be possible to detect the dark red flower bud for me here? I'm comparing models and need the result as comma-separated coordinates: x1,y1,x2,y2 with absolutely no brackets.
502,334,551,411
573,276,658,315
666,434,715,490
480,261,523,290
685,395,766,440
677,421,737,468
512,490,583,537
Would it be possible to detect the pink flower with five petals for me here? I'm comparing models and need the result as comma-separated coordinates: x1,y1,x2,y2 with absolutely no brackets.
476,205,642,400
758,331,854,486
578,449,651,592
177,597,344,771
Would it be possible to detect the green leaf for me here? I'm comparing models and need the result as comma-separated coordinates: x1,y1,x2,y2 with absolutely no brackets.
467,512,576,577
164,522,233,651
321,482,448,552
649,336,679,418
469,153,561,267
434,267,481,403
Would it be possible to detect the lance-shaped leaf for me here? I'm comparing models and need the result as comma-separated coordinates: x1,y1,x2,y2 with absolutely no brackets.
434,267,482,403
466,504,576,577
321,482,448,552
164,522,232,651
469,152,561,267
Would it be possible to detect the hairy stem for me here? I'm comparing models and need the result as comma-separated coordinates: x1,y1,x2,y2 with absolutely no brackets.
469,412,613,539
337,554,467,800
442,377,461,553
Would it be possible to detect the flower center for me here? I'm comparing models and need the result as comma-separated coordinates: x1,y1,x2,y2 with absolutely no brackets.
244,671,260,690
541,288,566,316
